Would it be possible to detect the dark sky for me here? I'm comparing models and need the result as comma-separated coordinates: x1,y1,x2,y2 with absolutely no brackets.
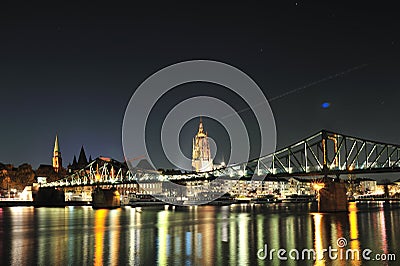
1,1,399,168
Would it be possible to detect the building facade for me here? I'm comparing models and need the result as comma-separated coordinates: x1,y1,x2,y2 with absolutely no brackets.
192,118,213,172
288,177,314,195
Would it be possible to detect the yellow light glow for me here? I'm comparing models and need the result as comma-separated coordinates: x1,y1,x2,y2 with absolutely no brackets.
94,209,108,266
313,214,325,263
313,183,325,191
157,211,169,266
348,202,361,265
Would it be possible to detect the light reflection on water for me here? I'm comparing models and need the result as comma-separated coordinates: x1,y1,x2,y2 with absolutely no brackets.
349,202,361,266
94,209,107,266
313,213,324,264
0,203,399,265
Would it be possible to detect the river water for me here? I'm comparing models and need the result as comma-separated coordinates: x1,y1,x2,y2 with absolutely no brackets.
0,202,399,265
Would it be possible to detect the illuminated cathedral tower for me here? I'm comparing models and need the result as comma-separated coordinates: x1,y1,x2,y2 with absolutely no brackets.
192,118,213,172
52,134,62,173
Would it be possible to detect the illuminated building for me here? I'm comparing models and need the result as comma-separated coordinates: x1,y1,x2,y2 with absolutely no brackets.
192,118,213,172
288,177,314,195
52,135,62,173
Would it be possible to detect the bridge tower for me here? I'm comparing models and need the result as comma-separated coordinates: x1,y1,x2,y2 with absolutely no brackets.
52,134,62,173
192,118,213,172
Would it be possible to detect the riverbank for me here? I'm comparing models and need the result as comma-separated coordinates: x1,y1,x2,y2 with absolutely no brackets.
0,200,33,207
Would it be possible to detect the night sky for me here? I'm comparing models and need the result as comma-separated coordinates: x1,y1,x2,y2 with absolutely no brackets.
1,2,399,169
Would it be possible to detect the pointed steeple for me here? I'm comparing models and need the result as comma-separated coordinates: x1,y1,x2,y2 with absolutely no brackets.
72,155,77,165
77,146,88,167
52,134,62,172
198,117,204,134
89,155,92,162
54,134,59,153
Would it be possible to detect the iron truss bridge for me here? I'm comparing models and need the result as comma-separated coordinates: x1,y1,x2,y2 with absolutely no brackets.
42,130,400,188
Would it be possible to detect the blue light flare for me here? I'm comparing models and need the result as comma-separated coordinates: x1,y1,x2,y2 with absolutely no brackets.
322,102,331,109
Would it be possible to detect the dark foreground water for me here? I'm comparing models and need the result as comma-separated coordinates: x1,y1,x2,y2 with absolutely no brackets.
0,202,399,265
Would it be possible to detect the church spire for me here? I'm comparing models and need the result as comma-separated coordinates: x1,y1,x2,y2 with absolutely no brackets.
77,145,88,167
198,117,204,134
54,134,59,153
52,134,62,172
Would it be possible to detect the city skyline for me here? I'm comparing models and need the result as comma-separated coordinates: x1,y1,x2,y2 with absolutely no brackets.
1,3,400,265
1,2,399,169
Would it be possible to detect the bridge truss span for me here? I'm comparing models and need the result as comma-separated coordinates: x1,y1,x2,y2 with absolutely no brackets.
251,130,400,177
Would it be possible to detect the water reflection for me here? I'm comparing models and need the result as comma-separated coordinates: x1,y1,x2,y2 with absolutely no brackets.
238,213,249,265
94,209,107,266
313,213,325,264
10,207,34,265
0,203,399,265
229,211,237,264
268,214,280,266
348,202,361,265
157,210,169,265
108,209,120,266
256,214,264,266
378,204,388,255
128,207,141,265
